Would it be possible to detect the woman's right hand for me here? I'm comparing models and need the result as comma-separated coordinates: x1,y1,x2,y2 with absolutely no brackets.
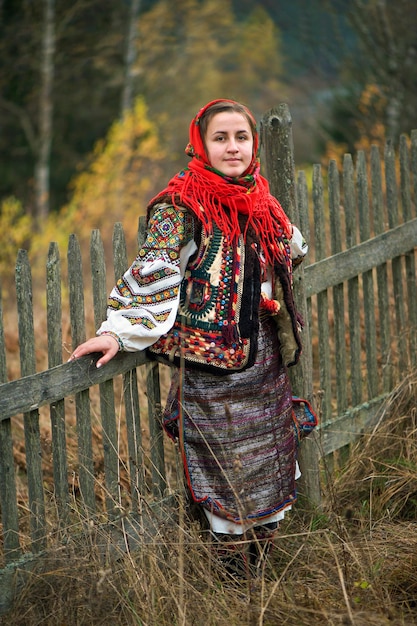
68,335,120,368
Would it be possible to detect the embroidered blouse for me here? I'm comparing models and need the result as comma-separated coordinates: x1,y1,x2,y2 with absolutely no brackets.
97,203,307,355
97,204,197,351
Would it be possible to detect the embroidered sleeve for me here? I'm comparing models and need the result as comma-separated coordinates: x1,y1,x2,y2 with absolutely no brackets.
97,204,197,351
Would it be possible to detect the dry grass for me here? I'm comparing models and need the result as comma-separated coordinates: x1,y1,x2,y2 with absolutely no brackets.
2,370,417,626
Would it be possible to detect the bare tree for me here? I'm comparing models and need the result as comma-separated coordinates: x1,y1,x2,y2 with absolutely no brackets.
348,0,417,140
121,0,141,115
35,0,55,220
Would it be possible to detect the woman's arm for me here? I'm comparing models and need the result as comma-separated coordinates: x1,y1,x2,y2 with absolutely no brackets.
69,205,197,367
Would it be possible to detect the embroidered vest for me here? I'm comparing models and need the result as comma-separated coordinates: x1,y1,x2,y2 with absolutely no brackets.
148,221,261,374
148,216,302,374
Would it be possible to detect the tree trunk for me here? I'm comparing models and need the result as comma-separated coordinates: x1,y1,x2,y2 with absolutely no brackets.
120,0,141,115
35,0,55,220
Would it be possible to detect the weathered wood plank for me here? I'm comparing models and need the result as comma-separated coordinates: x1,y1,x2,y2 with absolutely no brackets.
357,151,378,399
260,104,299,224
146,361,167,499
343,154,362,406
303,217,417,297
46,242,69,522
371,146,393,392
296,170,314,402
385,141,408,373
91,229,119,518
411,130,417,206
16,250,46,551
318,394,390,456
113,222,146,508
121,368,144,509
0,351,148,421
261,108,320,506
313,164,332,423
0,287,21,561
68,234,95,515
297,170,311,244
399,136,417,369
329,160,348,413
262,108,313,401
0,288,6,381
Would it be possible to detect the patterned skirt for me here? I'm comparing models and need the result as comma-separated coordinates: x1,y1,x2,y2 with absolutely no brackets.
163,314,297,525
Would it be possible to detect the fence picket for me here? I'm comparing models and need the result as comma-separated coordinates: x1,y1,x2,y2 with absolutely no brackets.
46,242,69,522
313,165,332,422
68,235,96,516
112,223,146,509
329,160,348,414
16,250,46,551
296,170,314,399
343,154,362,406
260,106,312,403
90,229,120,518
146,361,167,500
357,152,378,399
412,130,417,203
0,288,21,562
385,142,408,373
399,137,417,369
410,130,417,370
370,146,393,391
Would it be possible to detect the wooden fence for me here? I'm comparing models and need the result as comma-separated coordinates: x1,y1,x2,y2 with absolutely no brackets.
0,105,416,601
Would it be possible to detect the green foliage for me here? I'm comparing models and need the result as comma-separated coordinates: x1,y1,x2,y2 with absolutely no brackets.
318,0,417,152
0,0,289,217
309,512,330,531
229,6,285,101
0,0,127,210
18,98,166,288
0,197,33,281
59,97,166,248
134,0,287,177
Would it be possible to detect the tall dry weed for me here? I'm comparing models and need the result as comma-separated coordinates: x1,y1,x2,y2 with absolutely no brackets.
2,369,417,625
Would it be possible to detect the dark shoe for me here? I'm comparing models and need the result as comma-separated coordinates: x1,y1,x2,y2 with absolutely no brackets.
211,533,248,580
248,521,278,577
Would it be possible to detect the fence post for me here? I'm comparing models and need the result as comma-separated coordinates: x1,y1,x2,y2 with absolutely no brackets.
260,104,321,508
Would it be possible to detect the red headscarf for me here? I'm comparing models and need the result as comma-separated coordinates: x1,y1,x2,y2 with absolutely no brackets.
148,99,292,265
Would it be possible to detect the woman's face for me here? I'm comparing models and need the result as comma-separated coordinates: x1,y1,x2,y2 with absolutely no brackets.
204,111,254,177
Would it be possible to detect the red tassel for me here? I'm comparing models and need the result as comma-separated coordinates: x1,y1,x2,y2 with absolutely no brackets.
222,322,239,344
260,293,281,315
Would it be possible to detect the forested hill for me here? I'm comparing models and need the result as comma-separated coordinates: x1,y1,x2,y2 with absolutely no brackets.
238,0,354,77
0,0,415,223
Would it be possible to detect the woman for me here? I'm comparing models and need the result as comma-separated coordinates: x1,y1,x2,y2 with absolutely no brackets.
69,99,315,577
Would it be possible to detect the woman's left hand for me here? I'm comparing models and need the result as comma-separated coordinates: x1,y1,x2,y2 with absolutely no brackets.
68,335,120,368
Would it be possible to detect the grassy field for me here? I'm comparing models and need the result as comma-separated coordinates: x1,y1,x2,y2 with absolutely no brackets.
2,368,417,626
